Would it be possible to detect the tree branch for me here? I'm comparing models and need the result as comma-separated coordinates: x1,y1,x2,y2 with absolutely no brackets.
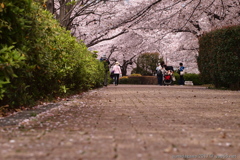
86,29,129,47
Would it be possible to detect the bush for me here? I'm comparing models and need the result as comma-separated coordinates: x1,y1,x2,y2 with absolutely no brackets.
119,76,129,84
0,46,25,99
0,1,105,110
173,73,203,85
129,74,142,76
0,0,31,99
120,73,202,85
119,76,157,84
197,25,240,90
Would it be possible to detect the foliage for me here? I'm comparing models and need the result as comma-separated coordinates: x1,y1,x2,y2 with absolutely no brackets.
120,76,129,79
119,77,129,84
129,74,141,77
120,72,203,85
132,52,164,76
197,25,240,90
119,76,157,85
0,46,25,99
173,73,203,85
0,0,31,100
0,1,105,109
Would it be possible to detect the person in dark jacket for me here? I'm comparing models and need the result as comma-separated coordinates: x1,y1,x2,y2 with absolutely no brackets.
178,63,185,85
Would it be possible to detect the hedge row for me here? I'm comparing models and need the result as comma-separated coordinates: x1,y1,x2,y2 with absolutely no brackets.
119,73,203,85
173,73,203,85
197,25,240,90
0,0,105,110
120,76,158,84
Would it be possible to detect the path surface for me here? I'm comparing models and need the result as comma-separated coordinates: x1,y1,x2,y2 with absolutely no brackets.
0,85,240,160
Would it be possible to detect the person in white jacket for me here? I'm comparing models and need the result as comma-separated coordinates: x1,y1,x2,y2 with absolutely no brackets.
156,63,163,85
112,62,122,86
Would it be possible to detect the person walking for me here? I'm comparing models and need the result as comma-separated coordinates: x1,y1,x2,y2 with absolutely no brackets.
112,62,122,86
178,62,185,85
156,63,163,85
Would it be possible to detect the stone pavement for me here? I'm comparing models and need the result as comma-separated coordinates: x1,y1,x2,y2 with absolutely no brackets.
0,85,240,160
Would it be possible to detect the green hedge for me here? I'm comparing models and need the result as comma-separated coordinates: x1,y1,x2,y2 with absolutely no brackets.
0,1,105,109
119,76,157,84
197,25,240,90
120,73,203,85
173,73,204,85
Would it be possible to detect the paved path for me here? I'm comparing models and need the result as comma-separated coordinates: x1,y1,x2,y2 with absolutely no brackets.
0,85,240,160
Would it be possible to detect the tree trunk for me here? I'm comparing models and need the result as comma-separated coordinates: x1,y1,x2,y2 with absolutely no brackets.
46,0,54,14
58,0,72,29
121,61,128,76
121,55,136,76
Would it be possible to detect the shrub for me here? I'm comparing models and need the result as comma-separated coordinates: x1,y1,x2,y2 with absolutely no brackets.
173,73,203,85
0,1,105,109
0,46,25,99
197,25,240,90
119,76,157,84
129,74,142,77
120,76,129,79
119,76,129,84
0,0,32,99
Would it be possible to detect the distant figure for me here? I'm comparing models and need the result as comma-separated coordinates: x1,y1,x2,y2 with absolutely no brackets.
156,63,163,85
100,55,110,86
112,62,122,86
178,63,185,85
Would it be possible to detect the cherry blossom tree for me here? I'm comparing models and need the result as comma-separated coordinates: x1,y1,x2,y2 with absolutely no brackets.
42,0,240,74
87,0,240,74
43,0,118,30
143,0,240,72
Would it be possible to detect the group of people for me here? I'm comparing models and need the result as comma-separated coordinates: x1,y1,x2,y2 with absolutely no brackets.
100,55,121,86
101,54,185,86
156,62,185,85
